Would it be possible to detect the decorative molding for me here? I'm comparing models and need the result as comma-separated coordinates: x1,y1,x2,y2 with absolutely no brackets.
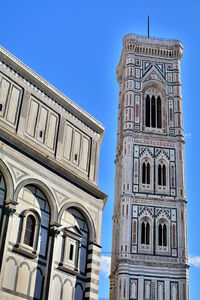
0,56,101,136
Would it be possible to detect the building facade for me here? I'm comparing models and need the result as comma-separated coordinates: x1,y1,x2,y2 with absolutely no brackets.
0,45,107,300
110,34,189,300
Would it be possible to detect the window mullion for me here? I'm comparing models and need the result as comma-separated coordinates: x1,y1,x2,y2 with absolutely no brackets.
150,97,152,127
155,97,157,128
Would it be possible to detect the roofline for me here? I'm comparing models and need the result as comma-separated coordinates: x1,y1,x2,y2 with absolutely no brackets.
0,45,104,135
123,33,183,48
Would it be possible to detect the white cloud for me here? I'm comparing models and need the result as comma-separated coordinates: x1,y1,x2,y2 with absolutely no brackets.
100,256,111,277
184,132,192,138
189,255,200,268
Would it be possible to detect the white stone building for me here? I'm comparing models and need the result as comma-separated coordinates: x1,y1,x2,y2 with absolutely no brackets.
0,45,107,299
110,34,189,300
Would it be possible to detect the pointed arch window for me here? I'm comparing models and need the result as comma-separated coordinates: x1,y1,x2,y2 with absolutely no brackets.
142,161,151,185
141,220,150,245
158,162,166,186
145,94,162,128
158,222,167,247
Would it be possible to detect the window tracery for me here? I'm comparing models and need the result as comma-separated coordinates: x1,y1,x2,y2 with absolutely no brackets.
144,89,162,129
158,162,166,186
157,218,169,254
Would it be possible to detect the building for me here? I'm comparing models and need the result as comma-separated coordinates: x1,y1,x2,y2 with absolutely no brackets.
110,34,189,300
0,45,107,300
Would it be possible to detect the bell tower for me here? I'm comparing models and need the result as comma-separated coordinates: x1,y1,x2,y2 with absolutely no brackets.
110,34,189,300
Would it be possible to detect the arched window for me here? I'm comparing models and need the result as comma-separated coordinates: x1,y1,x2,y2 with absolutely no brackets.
141,220,150,245
158,221,167,247
146,95,150,127
157,96,162,128
158,162,167,186
142,161,151,185
24,214,36,247
145,93,162,128
151,95,156,128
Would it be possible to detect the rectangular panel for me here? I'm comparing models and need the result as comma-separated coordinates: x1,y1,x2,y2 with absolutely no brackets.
36,106,48,143
170,282,178,300
157,281,164,300
6,86,21,124
132,219,137,244
130,279,138,300
144,280,151,300
72,130,81,165
63,123,73,160
26,100,39,137
80,136,90,171
46,113,58,150
135,95,140,123
0,77,10,117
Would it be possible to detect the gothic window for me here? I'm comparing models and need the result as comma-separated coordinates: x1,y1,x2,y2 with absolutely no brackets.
141,220,150,245
145,94,162,128
142,161,151,184
158,163,166,186
158,222,167,247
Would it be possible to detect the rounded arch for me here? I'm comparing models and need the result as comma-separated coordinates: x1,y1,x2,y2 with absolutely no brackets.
21,208,41,224
0,159,14,202
75,282,83,290
63,278,73,286
19,261,31,270
58,202,96,243
14,178,58,223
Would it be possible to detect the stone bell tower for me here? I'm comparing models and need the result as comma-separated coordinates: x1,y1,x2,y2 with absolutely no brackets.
110,34,189,300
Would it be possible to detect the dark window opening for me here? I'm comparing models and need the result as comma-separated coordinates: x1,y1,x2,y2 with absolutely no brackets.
74,154,78,161
158,164,166,186
163,224,167,246
39,130,43,138
158,223,162,246
145,95,150,127
24,215,36,247
142,162,151,185
146,222,150,245
0,104,2,111
145,94,162,129
158,223,167,247
158,164,162,185
141,222,145,244
151,96,156,128
163,165,166,186
141,221,150,245
157,97,162,128
69,244,74,261
142,162,146,184
147,163,150,184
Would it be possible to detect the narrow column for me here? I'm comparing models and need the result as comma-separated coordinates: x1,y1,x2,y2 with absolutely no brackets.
84,242,101,300
0,201,17,285
42,224,60,300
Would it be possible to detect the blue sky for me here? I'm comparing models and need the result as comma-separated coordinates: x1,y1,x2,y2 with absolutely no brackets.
0,0,199,299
